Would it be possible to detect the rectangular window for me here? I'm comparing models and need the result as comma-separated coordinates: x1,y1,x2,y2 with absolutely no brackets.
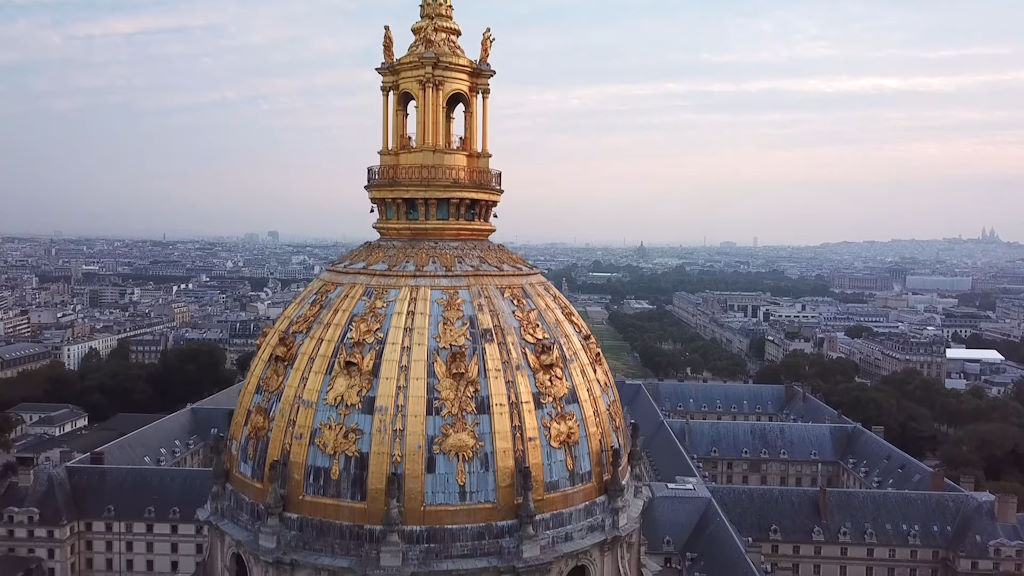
813,546,821,556
888,548,897,559
46,529,54,538
127,559,134,571
867,548,874,558
104,522,113,532
839,567,847,576
172,560,179,573
932,550,940,560
127,541,133,552
146,523,154,533
197,543,204,555
86,559,93,570
887,569,895,576
793,545,801,555
866,568,873,576
105,540,113,552
147,559,154,572
85,521,93,531
47,548,54,559
436,199,450,221
171,542,179,554
171,524,179,535
910,549,918,560
813,565,821,576
106,558,114,571
147,541,154,553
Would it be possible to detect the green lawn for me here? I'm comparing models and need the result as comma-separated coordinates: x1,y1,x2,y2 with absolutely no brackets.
577,308,649,379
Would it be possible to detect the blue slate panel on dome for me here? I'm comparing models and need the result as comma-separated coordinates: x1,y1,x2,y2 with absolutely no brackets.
303,288,399,502
424,289,498,505
237,286,346,481
497,289,591,493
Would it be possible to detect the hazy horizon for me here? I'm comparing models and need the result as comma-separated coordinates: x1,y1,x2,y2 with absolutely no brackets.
2,0,1023,244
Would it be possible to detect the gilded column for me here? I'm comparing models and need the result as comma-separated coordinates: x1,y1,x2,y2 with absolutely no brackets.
481,89,490,154
381,88,390,152
467,90,477,152
433,81,442,148
393,87,403,150
420,80,429,147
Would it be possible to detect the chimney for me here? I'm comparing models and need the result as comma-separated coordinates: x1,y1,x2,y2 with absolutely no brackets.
930,468,945,492
959,474,975,492
90,450,105,466
870,425,885,439
996,494,1019,524
818,485,829,522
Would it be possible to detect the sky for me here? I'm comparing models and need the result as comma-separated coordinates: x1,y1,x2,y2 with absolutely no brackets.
1,0,1023,246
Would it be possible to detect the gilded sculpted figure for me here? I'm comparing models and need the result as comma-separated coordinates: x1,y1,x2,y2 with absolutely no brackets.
479,27,495,65
383,25,395,64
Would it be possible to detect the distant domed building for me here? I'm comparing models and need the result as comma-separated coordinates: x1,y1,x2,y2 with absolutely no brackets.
202,2,645,574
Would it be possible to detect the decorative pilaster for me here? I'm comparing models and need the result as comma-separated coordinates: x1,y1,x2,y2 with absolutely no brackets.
481,89,490,154
381,88,391,152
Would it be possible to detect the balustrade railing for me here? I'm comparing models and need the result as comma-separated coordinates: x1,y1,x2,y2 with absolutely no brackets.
367,164,502,190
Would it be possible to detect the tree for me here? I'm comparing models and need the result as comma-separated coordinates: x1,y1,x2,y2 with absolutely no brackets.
844,325,875,339
0,414,16,451
235,351,256,377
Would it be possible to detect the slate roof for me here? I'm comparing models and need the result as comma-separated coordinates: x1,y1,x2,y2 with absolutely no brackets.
89,405,231,466
0,343,50,362
619,379,697,480
634,380,852,424
8,402,80,415
643,483,761,576
31,407,87,428
0,466,74,524
709,486,1024,557
665,419,961,493
195,382,242,409
66,465,211,522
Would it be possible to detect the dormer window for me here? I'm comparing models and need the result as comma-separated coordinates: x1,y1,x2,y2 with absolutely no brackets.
710,447,719,457
741,448,750,458
715,402,722,412
838,527,851,542
662,536,674,551
810,450,819,459
144,506,155,519
865,528,877,543
769,525,781,541
780,449,789,459
760,449,769,458
731,404,738,412
755,405,763,413
676,403,684,411
701,404,708,412
908,529,920,545
104,505,115,518
812,526,824,541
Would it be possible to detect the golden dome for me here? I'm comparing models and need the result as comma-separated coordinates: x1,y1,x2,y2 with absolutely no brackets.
225,1,627,528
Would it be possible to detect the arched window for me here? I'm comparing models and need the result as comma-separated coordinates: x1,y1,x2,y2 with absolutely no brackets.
445,92,471,150
231,552,249,576
566,566,589,576
398,91,417,149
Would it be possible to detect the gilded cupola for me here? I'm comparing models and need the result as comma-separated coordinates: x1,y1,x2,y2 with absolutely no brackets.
223,0,631,538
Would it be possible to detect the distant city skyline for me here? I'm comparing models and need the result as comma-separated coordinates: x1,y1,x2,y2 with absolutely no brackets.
2,0,1023,244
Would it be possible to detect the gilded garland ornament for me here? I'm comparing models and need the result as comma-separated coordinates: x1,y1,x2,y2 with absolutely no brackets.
431,290,484,486
246,405,270,460
505,287,581,472
316,417,364,481
291,285,333,335
313,289,391,481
